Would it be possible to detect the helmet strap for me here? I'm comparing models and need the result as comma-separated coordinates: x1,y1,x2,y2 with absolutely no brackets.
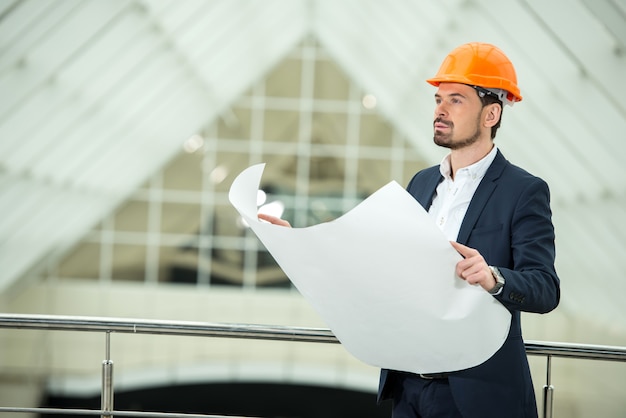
471,85,515,107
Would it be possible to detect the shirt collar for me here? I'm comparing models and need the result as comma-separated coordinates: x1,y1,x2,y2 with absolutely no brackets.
439,146,498,181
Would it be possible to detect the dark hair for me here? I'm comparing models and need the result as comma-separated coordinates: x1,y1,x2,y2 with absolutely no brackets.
479,93,503,140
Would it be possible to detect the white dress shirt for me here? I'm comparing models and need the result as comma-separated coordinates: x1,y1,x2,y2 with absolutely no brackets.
428,146,498,241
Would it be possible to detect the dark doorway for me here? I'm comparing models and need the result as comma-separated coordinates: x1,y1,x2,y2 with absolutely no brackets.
41,382,391,418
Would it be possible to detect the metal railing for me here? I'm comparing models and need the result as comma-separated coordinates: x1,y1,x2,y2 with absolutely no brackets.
1,313,625,418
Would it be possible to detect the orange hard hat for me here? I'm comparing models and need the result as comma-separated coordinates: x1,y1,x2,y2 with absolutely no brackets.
427,42,522,104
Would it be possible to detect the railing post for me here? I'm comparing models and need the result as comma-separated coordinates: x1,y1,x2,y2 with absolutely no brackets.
101,331,114,418
542,354,554,418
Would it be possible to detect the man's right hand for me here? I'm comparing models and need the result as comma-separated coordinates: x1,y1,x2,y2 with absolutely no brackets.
258,213,291,227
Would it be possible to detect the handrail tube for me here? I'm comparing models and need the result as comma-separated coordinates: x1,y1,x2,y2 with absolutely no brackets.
0,314,337,343
1,314,626,362
524,340,626,362
101,360,114,418
542,355,554,418
102,332,114,418
0,407,257,418
1,313,625,418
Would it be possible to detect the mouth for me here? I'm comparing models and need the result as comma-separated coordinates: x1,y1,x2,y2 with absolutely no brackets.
434,120,451,130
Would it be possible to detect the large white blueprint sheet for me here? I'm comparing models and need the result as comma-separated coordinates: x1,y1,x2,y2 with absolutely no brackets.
228,164,511,373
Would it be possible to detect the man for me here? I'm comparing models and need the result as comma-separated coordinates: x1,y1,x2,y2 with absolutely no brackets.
376,42,560,417
260,42,560,417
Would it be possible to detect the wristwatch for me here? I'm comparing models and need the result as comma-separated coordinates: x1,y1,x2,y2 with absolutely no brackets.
488,266,505,295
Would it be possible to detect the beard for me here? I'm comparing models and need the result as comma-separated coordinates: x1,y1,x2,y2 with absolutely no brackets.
433,116,481,150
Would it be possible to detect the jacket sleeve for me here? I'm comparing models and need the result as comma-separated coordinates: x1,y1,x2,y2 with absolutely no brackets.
494,176,560,314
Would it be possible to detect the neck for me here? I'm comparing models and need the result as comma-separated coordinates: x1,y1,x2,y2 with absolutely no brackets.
449,142,494,179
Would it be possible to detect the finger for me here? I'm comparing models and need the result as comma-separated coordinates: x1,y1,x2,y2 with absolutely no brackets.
450,241,478,258
258,213,291,227
456,255,482,277
455,255,485,280
258,213,278,223
463,264,493,288
458,265,480,284
465,273,483,285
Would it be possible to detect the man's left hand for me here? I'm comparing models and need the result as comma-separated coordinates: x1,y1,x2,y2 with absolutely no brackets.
450,241,497,292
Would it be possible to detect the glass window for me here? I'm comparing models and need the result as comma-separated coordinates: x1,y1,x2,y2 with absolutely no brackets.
45,38,423,290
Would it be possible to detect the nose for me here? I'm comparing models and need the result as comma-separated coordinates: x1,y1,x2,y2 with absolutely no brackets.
435,101,448,118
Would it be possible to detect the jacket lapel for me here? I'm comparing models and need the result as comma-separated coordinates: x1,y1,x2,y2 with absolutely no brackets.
415,170,443,210
456,150,508,245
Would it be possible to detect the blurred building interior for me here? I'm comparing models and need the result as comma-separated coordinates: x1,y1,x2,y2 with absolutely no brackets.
0,0,625,417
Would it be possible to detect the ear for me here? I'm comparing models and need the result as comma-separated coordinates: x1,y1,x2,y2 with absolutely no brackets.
483,104,502,128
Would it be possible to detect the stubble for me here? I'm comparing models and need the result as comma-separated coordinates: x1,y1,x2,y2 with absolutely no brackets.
433,114,482,150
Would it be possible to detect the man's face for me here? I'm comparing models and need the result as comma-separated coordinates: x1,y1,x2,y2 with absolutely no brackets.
433,83,484,150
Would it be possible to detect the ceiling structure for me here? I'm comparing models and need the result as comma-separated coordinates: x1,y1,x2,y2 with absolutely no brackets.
1,0,625,332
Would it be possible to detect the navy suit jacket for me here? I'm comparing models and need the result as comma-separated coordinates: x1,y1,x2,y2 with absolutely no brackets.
378,150,560,418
